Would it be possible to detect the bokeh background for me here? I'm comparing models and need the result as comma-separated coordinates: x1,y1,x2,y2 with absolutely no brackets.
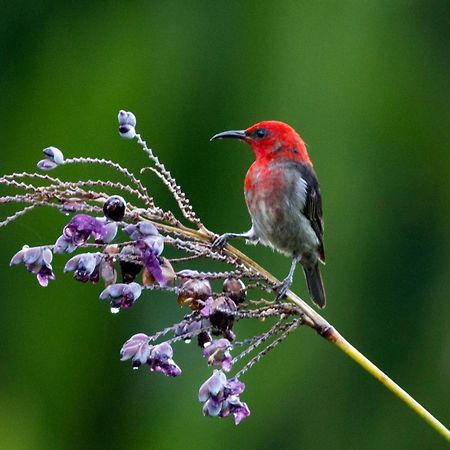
1,1,449,449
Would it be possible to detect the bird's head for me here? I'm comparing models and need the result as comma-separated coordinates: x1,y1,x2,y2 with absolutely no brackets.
210,121,310,163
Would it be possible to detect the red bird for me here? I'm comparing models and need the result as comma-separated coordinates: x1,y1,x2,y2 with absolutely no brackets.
211,121,326,308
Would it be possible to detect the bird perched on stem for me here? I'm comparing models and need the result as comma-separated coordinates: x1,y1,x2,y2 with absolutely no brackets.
211,121,326,308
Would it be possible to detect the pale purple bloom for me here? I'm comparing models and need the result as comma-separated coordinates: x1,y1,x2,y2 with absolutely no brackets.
148,342,182,377
64,252,116,285
174,317,212,345
10,245,55,287
221,396,251,425
120,336,181,376
120,333,151,367
199,370,227,403
99,282,142,313
203,339,233,372
137,238,165,285
123,221,159,240
199,370,250,424
123,221,165,285
54,214,117,254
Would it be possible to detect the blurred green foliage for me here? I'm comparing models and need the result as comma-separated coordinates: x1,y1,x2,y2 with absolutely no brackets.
0,1,449,449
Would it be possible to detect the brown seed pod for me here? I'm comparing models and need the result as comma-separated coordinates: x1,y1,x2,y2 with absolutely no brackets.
223,277,247,304
177,275,212,310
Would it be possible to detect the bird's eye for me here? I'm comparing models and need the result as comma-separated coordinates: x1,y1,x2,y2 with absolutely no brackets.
255,129,268,139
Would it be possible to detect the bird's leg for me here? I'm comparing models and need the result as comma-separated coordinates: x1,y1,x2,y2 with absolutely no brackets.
275,255,299,301
212,228,258,249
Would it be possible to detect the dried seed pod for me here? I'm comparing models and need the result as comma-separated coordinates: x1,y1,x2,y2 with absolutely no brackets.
223,277,247,304
119,245,142,283
207,296,237,336
177,276,212,310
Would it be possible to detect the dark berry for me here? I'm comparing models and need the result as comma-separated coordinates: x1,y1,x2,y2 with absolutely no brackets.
103,195,126,221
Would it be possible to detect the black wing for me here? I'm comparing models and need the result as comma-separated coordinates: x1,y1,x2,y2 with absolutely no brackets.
298,162,325,262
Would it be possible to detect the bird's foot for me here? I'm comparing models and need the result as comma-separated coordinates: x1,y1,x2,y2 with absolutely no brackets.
212,233,230,249
275,275,293,302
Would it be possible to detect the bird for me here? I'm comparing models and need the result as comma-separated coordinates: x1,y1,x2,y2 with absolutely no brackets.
210,121,326,308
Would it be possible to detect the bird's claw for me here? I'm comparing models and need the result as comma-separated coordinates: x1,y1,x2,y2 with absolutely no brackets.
212,234,229,249
274,277,293,302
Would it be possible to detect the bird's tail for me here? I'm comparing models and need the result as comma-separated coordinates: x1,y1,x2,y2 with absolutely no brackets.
303,263,326,308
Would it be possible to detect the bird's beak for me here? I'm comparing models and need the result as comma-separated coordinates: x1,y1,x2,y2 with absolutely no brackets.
210,130,247,142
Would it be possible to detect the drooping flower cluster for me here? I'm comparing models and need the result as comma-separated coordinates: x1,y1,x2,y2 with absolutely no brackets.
10,246,55,286
120,333,181,377
2,109,305,425
199,370,250,425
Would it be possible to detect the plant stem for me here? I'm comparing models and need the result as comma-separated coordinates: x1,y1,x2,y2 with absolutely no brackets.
154,221,450,441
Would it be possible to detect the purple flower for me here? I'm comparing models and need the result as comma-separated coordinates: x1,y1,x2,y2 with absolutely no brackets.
148,342,182,377
203,339,233,372
10,245,55,287
123,222,165,285
174,317,212,345
199,370,250,425
120,333,151,368
54,214,118,254
137,238,165,285
99,282,142,313
120,336,181,376
221,396,251,425
64,252,116,285
123,221,159,241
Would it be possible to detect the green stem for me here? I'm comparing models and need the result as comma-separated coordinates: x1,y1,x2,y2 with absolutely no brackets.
162,223,449,441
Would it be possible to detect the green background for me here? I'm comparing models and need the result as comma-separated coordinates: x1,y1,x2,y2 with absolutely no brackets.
1,1,449,449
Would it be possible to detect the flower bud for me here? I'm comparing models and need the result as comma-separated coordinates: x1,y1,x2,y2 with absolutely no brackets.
118,110,137,139
119,124,136,140
103,195,126,221
42,146,64,165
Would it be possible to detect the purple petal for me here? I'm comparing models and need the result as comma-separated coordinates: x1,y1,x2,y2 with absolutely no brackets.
142,247,165,285
225,378,245,396
202,398,222,417
37,159,57,170
41,248,53,265
99,283,126,300
10,248,26,265
54,235,76,254
198,370,227,401
120,333,151,366
22,247,42,265
97,219,118,243
225,397,251,425
203,339,233,372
